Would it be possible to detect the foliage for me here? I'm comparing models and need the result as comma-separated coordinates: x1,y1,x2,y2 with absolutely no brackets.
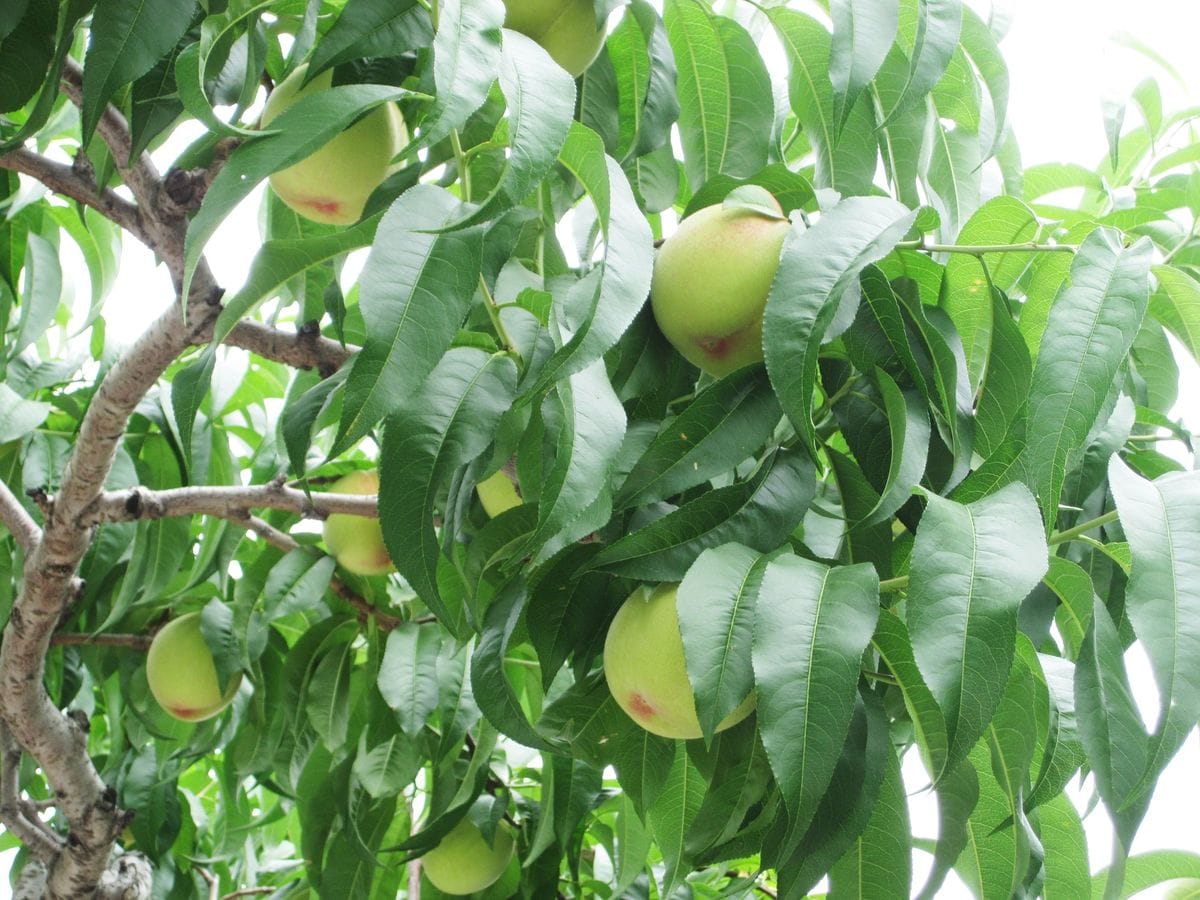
1,0,1199,897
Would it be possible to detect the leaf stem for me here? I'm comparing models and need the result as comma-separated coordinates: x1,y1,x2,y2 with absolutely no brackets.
879,575,909,593
450,129,471,202
1048,509,1119,546
478,275,521,361
896,239,1080,256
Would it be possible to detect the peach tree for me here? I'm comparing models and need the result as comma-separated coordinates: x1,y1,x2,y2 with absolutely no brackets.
1,0,1199,897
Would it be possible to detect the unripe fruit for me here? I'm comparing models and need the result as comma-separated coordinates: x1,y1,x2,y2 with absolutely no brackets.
650,197,790,377
476,470,522,518
261,64,408,225
421,818,516,896
604,583,756,740
502,0,607,77
146,613,241,722
322,470,393,576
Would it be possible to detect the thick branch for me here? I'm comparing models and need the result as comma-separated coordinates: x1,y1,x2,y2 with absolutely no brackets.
223,320,353,377
0,148,147,242
60,59,162,218
85,481,378,527
0,479,41,555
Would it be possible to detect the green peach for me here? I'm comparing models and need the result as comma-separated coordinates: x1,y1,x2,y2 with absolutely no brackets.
603,583,755,740
650,197,790,377
421,818,516,896
146,613,241,722
322,470,393,576
476,470,522,518
503,0,607,77
261,64,407,225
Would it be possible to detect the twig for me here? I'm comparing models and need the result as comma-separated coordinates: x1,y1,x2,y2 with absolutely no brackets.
1048,509,1120,546
84,482,379,527
0,723,65,863
223,514,403,632
196,865,219,900
222,890,274,899
50,633,153,651
895,239,1080,256
0,479,42,556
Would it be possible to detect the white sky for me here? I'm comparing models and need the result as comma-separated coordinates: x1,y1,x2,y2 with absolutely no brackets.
5,1,1200,895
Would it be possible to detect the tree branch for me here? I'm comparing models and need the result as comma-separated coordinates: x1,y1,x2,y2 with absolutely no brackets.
0,722,65,863
0,148,147,243
222,320,353,378
84,481,378,527
50,633,153,651
0,478,41,556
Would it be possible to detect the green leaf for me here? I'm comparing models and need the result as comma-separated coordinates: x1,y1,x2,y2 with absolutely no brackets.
883,0,962,122
1022,229,1152,523
525,123,654,392
769,8,878,195
1041,793,1090,900
958,6,1009,158
81,0,197,146
828,737,912,900
379,348,518,625
1108,456,1200,794
422,0,504,147
440,28,576,228
907,484,1048,772
864,370,930,526
648,742,706,897
589,448,814,581
608,0,679,160
1075,600,1150,849
0,0,29,44
615,367,782,509
353,733,420,799
974,286,1033,460
829,0,897,130
470,579,552,750
940,196,1040,388
777,689,890,897
871,609,948,778
335,185,485,454
763,196,917,455
1151,264,1200,365
378,623,442,738
14,232,61,358
307,637,355,750
955,743,1029,900
520,360,625,566
0,384,50,443
914,757,979,900
1093,851,1200,899
185,82,409,296
677,543,767,742
212,213,382,347
663,0,773,189
1041,556,1096,660
307,0,433,78
752,554,880,838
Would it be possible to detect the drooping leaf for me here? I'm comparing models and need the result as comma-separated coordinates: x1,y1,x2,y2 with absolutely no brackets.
763,196,917,455
752,554,880,839
907,483,1048,771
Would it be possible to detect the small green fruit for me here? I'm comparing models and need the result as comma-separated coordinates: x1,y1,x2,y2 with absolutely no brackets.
604,583,756,740
146,613,241,722
650,197,790,377
476,471,522,518
261,64,408,225
421,818,516,896
323,470,393,576
503,0,607,76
